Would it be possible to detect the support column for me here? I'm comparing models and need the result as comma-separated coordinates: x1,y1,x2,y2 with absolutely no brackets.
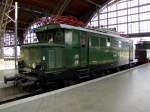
0,0,14,59
0,34,4,59
97,9,100,28
14,2,18,69
0,47,3,59
106,4,108,29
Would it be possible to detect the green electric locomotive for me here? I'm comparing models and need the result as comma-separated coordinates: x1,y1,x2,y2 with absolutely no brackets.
4,23,133,90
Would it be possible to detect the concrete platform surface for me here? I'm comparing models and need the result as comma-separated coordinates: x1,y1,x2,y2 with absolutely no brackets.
0,64,150,112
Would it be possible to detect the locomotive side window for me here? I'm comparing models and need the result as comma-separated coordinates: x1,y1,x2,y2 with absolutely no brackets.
119,41,122,48
124,42,129,48
111,39,118,48
91,37,99,47
122,42,126,48
100,38,106,47
106,38,111,47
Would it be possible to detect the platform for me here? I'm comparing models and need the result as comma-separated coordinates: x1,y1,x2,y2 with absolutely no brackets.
0,64,150,112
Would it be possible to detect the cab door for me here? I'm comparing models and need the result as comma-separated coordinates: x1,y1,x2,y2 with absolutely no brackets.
80,32,89,67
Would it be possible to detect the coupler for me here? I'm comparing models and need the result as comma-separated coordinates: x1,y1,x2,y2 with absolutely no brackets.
4,75,18,84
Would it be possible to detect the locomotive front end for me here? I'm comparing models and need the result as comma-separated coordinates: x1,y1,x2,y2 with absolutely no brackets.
19,45,47,72
4,45,48,90
4,25,65,91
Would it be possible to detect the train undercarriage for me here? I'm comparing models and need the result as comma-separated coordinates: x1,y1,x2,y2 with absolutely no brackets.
4,62,138,92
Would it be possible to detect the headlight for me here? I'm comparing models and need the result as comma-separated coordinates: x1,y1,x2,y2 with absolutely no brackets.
32,63,36,69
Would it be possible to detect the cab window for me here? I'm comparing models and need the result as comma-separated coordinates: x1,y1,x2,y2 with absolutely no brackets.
36,29,64,44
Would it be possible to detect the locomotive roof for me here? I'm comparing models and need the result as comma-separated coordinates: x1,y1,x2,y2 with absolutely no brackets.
36,23,131,41
136,41,150,45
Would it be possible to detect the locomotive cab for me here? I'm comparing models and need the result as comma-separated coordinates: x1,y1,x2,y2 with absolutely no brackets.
4,27,67,90
19,28,65,73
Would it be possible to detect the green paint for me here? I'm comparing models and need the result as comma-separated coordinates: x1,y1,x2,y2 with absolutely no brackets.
20,23,132,73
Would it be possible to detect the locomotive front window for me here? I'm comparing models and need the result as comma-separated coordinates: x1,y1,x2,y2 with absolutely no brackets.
48,29,64,44
36,29,64,44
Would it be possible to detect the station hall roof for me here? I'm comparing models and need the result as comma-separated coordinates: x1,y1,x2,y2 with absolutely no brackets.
8,0,111,29
6,0,110,43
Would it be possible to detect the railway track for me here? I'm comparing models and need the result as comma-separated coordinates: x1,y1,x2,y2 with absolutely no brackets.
0,89,43,104
0,82,41,104
0,85,29,104
0,92,30,104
